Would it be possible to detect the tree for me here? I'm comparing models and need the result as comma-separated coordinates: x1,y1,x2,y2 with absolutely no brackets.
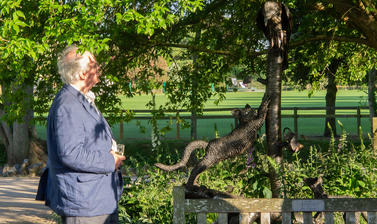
1,0,377,198
368,67,377,133
0,1,50,165
0,0,205,165
256,1,293,198
286,1,377,137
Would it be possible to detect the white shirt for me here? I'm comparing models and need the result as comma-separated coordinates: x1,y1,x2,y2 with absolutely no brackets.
69,84,99,114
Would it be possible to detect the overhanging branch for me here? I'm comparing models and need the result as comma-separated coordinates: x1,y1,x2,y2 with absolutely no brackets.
154,34,369,57
154,42,233,56
290,35,370,48
171,0,229,30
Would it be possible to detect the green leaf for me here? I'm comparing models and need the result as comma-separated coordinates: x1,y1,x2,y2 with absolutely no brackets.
123,12,134,22
15,20,28,27
357,180,366,188
263,187,272,198
12,24,20,33
15,10,25,19
116,12,122,23
252,181,258,190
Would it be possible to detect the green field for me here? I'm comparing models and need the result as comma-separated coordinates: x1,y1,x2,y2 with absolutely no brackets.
36,89,371,141
121,89,369,109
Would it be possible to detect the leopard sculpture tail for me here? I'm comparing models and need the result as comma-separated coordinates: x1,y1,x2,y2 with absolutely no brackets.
154,140,208,171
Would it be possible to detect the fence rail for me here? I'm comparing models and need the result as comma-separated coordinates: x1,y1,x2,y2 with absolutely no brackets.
118,106,370,140
35,106,370,140
173,186,377,224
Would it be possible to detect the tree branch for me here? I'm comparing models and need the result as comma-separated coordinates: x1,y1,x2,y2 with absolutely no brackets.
328,0,377,49
154,42,234,56
290,35,370,48
153,34,368,57
0,36,9,43
171,0,229,30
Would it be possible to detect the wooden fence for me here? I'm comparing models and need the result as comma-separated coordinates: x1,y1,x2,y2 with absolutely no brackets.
173,186,377,224
118,106,370,140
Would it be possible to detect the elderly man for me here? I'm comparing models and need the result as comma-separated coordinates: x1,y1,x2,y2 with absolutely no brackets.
37,45,125,224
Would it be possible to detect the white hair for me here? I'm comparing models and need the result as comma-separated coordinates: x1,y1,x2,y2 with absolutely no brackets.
57,45,91,84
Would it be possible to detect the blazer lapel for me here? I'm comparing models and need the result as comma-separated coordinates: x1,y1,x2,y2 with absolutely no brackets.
65,85,113,138
65,85,100,121
84,103,101,121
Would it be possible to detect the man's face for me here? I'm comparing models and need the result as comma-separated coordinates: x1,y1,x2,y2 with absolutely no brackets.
83,52,101,89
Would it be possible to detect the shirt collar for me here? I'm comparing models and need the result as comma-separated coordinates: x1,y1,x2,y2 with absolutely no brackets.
69,84,95,104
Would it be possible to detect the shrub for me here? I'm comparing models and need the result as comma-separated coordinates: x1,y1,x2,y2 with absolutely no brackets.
118,132,377,223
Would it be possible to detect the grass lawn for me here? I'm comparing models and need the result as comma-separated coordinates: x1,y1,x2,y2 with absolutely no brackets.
35,89,370,141
120,89,368,109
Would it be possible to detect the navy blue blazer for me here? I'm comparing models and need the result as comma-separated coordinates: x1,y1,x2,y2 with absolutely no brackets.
38,84,123,217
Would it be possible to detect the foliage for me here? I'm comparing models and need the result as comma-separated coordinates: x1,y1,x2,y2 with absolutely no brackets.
283,125,377,199
1,0,377,162
118,141,192,223
2,1,377,218
286,1,377,91
0,0,207,123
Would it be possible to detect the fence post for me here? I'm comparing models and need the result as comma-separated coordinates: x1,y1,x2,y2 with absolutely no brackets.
261,213,271,224
282,213,291,224
345,212,356,224
173,186,185,224
357,107,361,137
294,107,298,138
120,112,124,140
367,212,377,223
176,112,180,139
197,213,206,224
373,117,377,152
191,112,197,140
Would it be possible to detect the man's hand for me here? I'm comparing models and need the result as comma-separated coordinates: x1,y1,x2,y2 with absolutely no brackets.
110,150,126,170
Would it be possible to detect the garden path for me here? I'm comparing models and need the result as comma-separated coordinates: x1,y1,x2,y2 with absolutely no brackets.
0,177,55,224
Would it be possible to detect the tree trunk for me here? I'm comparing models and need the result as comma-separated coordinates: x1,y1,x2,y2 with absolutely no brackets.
323,73,337,137
190,29,201,140
368,67,377,134
12,119,30,164
0,83,46,166
323,59,341,137
266,47,283,198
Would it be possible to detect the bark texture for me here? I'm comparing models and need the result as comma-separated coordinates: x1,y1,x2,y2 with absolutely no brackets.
0,84,47,166
323,59,341,137
368,68,377,134
266,47,283,198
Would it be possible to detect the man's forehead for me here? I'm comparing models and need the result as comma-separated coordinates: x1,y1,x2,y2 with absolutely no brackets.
83,51,96,62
